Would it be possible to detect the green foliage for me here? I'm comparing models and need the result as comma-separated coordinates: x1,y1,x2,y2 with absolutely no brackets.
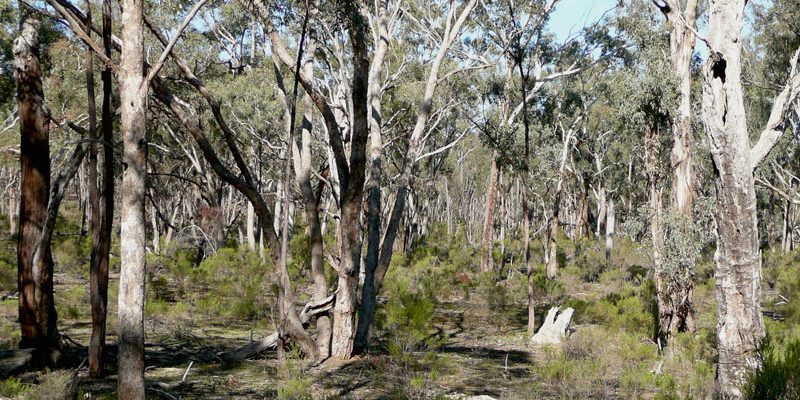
57,285,88,321
530,264,565,304
763,251,800,325
744,336,800,400
192,247,271,320
0,376,26,397
380,271,438,354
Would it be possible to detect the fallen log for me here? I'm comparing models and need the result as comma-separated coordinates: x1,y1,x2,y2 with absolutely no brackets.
224,292,336,361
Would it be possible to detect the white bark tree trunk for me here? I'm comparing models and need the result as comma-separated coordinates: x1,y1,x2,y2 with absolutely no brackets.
702,1,800,396
118,0,147,397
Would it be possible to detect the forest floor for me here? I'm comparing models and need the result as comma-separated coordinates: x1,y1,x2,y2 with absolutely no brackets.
1,231,798,399
2,276,549,399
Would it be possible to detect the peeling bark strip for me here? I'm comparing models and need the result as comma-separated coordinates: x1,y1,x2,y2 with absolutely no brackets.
118,0,147,397
14,7,60,365
701,0,800,397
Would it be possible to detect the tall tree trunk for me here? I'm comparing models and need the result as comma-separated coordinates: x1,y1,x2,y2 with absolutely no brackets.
657,0,699,215
246,202,256,251
546,196,560,279
645,123,669,347
88,0,115,376
118,0,147,396
14,7,59,365
782,199,794,253
701,0,800,395
291,30,330,358
331,9,370,359
480,157,499,274
355,0,391,355
654,0,700,345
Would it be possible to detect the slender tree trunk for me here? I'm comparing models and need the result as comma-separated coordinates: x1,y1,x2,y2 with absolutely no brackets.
645,123,669,347
606,199,614,260
331,11,370,359
88,0,115,376
546,198,560,279
782,199,794,253
354,0,391,354
246,202,256,251
654,0,700,345
14,7,59,365
523,189,535,335
355,0,476,353
118,0,147,396
297,38,330,358
481,157,499,274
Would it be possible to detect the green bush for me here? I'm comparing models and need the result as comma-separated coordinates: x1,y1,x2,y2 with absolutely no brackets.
0,377,27,397
744,336,800,400
379,269,439,354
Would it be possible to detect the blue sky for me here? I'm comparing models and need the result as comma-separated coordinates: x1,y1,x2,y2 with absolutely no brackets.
547,0,618,42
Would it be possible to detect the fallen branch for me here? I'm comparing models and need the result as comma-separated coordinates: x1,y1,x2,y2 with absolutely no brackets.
224,292,336,361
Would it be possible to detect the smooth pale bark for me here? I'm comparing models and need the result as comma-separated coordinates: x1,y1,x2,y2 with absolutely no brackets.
279,17,329,355
118,0,147,397
481,158,500,274
246,202,256,251
298,43,331,358
14,8,59,365
605,200,615,260
702,0,800,396
88,0,115,376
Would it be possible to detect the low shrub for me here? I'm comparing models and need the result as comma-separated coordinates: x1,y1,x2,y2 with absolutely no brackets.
744,336,800,400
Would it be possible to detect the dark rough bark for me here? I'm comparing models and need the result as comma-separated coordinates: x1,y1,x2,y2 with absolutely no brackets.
89,0,114,377
14,8,59,366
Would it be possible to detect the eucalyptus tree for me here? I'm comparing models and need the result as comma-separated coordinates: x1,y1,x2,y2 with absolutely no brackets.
15,5,60,365
700,0,800,396
652,0,699,216
355,0,480,354
87,0,114,377
650,0,702,343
